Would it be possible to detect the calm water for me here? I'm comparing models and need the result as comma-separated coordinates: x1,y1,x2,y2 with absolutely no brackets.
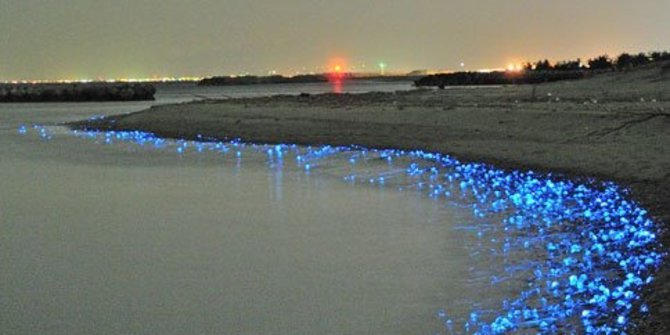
0,81,500,334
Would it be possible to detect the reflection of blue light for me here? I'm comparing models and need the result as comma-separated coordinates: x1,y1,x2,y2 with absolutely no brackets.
24,126,664,334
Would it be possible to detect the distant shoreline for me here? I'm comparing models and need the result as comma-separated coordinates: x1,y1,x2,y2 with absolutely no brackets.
0,83,156,103
69,62,670,333
198,73,422,86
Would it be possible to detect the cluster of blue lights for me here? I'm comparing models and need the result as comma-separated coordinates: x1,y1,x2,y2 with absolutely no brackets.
20,124,663,334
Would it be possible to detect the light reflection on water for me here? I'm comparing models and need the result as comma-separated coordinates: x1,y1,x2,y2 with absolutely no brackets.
10,125,664,334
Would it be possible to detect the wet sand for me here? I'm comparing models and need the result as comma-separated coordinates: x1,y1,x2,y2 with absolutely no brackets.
70,62,670,332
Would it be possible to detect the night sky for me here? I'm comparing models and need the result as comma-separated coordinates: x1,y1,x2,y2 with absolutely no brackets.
1,0,668,80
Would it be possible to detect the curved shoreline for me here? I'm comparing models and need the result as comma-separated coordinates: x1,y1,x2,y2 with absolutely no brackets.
68,65,670,332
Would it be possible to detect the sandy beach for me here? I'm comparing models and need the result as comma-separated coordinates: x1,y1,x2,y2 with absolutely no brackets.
70,62,670,332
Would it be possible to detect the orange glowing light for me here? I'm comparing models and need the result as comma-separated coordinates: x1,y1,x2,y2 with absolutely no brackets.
326,57,347,93
327,57,348,74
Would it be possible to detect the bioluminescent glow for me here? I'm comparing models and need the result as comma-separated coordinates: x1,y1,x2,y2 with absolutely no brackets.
20,124,664,334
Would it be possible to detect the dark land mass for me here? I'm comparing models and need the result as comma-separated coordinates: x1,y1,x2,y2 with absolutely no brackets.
415,70,588,87
199,74,329,86
198,74,423,86
0,83,156,102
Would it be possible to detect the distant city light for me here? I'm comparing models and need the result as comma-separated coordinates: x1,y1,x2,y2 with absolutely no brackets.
378,62,387,75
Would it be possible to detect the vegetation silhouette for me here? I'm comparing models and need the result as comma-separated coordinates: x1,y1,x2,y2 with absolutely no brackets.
415,50,670,87
0,83,156,102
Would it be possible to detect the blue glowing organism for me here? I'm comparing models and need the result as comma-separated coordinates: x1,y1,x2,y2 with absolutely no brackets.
22,126,664,334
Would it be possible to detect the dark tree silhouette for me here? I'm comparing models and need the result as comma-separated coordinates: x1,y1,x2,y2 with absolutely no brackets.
534,59,553,71
412,49,670,88
650,52,663,61
616,53,633,69
650,51,670,61
588,55,613,70
631,53,651,67
554,59,581,71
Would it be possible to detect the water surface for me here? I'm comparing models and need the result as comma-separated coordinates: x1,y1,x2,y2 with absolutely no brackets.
1,82,499,335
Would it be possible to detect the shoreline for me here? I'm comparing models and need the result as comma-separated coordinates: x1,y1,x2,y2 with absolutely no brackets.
69,64,669,332
0,83,156,102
